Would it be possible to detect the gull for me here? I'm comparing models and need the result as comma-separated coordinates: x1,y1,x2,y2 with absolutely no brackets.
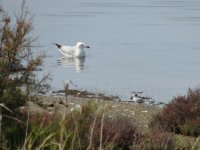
53,42,90,57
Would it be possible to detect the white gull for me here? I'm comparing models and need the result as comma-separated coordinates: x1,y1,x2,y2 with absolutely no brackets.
53,42,90,58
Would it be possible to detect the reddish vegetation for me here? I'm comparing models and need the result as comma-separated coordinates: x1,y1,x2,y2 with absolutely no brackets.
150,88,200,137
93,115,142,149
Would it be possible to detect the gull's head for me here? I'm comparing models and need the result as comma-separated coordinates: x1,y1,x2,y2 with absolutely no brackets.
76,42,90,49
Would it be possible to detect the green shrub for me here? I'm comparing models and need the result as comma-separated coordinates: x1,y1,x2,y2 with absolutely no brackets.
0,1,47,111
0,1,49,149
3,120,25,149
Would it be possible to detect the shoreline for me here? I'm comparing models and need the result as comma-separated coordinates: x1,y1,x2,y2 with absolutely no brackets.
25,89,161,131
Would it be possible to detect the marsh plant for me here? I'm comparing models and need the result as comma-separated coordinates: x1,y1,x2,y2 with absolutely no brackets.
9,100,195,150
17,101,142,150
0,1,50,148
149,87,200,137
0,0,50,109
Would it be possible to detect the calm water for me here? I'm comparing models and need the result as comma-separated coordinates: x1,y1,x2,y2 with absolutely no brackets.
2,0,200,102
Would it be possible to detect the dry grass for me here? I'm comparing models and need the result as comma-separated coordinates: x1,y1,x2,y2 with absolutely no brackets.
27,94,160,132
1,94,200,149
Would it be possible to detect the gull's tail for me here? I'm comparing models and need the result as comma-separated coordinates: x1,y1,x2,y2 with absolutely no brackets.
53,43,62,49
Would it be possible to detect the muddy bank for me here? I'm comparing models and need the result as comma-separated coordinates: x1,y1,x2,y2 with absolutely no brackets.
52,89,120,101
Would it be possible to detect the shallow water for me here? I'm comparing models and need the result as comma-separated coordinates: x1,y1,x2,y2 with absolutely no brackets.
2,0,200,102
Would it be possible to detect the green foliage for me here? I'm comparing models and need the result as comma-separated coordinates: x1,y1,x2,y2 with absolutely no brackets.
149,87,200,137
0,1,50,149
1,86,26,109
0,1,47,110
2,118,25,149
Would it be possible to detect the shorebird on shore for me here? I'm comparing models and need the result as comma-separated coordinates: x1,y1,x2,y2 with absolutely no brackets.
129,91,155,104
130,93,145,103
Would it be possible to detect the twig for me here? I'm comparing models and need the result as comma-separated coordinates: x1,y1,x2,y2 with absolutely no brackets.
23,106,30,150
191,136,200,150
99,112,105,150
2,115,25,125
87,110,98,150
0,103,14,114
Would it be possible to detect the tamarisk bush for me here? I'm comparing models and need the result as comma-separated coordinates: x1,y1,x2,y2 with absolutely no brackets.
0,1,50,148
0,1,49,111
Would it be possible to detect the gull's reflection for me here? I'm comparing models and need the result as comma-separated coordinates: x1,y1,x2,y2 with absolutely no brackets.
57,57,85,72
